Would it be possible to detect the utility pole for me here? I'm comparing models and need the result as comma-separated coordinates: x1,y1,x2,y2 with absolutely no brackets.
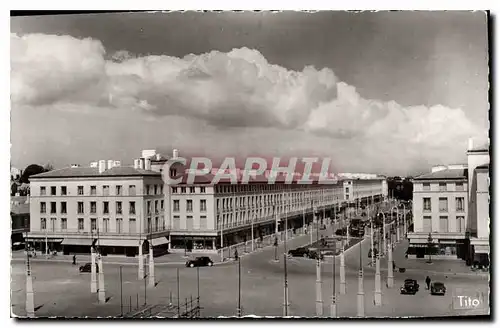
330,237,337,317
25,233,35,318
356,238,365,317
283,253,289,316
387,229,394,288
315,253,323,316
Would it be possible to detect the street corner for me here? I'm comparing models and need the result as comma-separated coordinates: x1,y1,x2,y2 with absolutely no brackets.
451,286,489,312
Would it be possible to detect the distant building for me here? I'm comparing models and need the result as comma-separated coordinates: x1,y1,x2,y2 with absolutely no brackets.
11,196,30,246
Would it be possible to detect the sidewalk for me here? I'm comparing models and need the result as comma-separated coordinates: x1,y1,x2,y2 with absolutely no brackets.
10,250,206,266
366,239,489,278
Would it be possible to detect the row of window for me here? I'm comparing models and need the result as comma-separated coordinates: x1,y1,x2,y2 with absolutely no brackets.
422,182,464,192
40,217,165,233
422,197,465,212
172,187,206,194
40,200,164,215
173,199,207,212
422,215,466,233
39,184,163,197
172,215,208,230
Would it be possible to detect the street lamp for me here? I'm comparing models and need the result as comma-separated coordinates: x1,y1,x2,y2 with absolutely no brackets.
330,225,337,317
357,235,365,317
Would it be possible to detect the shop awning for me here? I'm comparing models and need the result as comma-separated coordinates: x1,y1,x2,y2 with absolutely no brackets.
98,239,139,247
151,236,169,247
61,238,92,246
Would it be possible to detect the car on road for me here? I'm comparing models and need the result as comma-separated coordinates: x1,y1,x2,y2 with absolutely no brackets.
288,247,310,257
308,249,324,260
186,256,214,268
79,262,99,273
430,282,446,295
400,279,419,295
368,248,378,258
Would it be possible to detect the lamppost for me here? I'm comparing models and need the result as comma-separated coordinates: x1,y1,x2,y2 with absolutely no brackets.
237,255,242,317
357,236,365,317
340,236,346,295
148,220,155,288
25,232,35,317
387,228,394,288
283,253,289,316
427,233,434,264
315,250,323,316
251,214,255,252
330,226,337,317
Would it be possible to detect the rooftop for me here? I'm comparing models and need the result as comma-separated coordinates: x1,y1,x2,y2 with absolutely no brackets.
29,166,161,180
413,168,468,181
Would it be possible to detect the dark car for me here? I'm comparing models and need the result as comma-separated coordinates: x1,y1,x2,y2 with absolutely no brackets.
308,249,324,260
186,256,213,268
368,248,378,258
288,247,310,257
335,228,347,236
430,282,446,295
400,279,419,295
79,262,99,273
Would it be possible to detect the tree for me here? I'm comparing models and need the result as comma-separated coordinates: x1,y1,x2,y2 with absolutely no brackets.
20,164,45,184
44,163,54,172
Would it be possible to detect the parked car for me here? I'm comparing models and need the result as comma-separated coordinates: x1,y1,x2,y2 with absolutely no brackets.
79,262,99,273
288,247,310,257
308,249,324,260
185,256,213,268
368,248,378,258
430,282,446,295
335,228,347,236
400,279,419,295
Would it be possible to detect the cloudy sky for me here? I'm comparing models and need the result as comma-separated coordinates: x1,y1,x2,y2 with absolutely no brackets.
10,11,489,176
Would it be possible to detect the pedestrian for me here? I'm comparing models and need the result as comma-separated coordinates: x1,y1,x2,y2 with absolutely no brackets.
72,254,76,265
425,276,431,290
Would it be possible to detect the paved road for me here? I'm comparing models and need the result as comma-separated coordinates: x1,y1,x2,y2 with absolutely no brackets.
11,225,489,318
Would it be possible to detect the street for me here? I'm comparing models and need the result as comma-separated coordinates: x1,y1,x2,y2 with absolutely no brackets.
11,225,489,318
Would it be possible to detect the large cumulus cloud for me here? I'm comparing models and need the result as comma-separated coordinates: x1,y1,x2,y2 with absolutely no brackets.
11,33,487,174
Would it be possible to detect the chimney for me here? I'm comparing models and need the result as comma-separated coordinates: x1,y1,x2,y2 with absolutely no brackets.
107,160,114,169
98,160,106,174
145,158,151,170
134,159,140,169
173,149,179,159
468,138,474,151
139,158,145,170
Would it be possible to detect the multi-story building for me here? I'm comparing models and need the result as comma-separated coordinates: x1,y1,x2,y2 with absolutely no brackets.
465,139,490,266
408,164,469,259
153,151,388,253
28,159,168,256
409,138,490,263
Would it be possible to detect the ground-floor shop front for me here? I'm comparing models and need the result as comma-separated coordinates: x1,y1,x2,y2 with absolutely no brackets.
407,234,468,260
25,235,170,257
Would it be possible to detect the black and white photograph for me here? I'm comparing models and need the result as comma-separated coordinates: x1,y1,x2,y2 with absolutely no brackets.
9,10,490,319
